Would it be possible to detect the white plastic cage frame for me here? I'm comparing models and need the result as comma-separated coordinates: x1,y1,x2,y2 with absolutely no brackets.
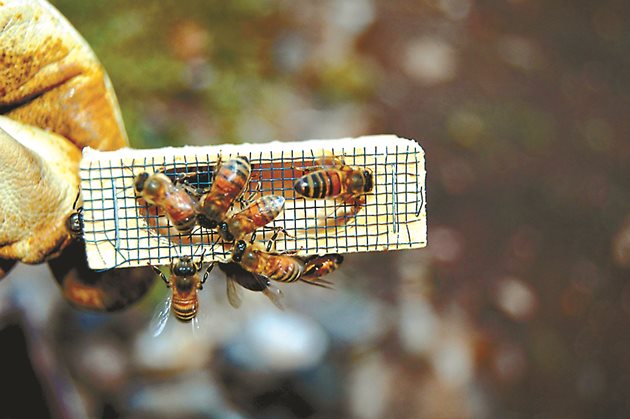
80,135,427,270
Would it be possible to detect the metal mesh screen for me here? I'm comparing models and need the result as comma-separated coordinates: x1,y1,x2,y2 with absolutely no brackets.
80,135,426,270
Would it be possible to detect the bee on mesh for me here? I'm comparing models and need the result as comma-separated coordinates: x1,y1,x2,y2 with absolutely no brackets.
148,255,209,324
293,155,374,225
133,171,200,235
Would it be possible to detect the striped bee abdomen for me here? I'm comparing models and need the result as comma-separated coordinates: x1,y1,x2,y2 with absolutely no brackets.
218,195,285,242
266,255,305,283
163,190,198,233
294,169,343,199
172,297,199,321
249,195,285,225
200,156,252,226
213,157,251,199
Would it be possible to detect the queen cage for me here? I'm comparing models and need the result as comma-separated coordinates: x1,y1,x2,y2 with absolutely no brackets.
79,135,427,270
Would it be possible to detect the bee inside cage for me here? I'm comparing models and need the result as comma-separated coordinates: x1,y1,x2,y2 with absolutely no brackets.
79,136,426,273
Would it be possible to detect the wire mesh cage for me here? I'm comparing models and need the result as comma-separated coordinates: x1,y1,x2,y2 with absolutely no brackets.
80,135,426,270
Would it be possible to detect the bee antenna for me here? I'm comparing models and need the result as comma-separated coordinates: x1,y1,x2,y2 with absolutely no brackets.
122,163,136,175
71,189,82,211
197,248,207,267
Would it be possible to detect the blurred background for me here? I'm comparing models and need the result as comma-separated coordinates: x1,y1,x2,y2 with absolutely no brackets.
2,0,630,418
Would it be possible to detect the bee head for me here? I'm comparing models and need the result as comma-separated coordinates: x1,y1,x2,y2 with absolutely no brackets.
363,169,373,193
333,254,344,265
232,240,248,263
197,214,217,229
172,257,197,277
66,210,84,239
134,172,149,194
218,222,234,242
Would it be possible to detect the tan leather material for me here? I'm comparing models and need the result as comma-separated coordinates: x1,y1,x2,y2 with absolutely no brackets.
0,2,151,310
0,1,131,267
49,242,156,312
0,0,128,151
0,116,81,263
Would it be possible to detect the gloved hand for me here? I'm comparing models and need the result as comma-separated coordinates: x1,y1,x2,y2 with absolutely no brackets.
0,0,154,311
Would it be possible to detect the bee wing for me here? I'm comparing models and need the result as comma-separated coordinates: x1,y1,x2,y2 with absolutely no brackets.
225,276,243,309
258,275,285,310
318,194,366,228
191,316,201,336
317,155,343,167
150,294,172,337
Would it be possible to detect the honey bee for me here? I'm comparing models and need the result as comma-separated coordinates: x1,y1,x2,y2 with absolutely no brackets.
217,195,285,242
66,191,84,240
293,157,373,201
67,211,83,239
198,156,252,229
149,256,208,322
231,240,305,284
301,254,344,287
134,172,199,234
218,262,284,310
294,156,373,223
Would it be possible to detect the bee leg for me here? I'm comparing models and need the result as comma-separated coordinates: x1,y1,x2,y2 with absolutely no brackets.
122,162,137,178
262,225,292,239
266,227,293,253
345,194,366,219
174,172,200,185
237,178,262,207
300,276,335,289
237,193,254,207
251,177,262,196
197,251,209,289
321,194,366,227
211,155,224,183
176,175,200,196
201,262,215,286
174,177,206,202
274,226,292,238
264,228,285,252
148,263,170,287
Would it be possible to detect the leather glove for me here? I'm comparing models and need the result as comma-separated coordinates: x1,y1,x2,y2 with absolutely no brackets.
0,0,154,311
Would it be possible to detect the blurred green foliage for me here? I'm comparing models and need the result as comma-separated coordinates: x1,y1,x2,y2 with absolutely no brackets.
52,0,375,148
53,0,284,147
